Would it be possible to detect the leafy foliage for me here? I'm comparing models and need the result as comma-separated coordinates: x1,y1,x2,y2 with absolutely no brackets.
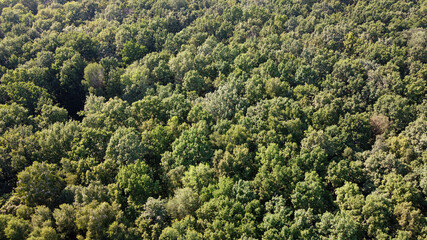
0,0,425,239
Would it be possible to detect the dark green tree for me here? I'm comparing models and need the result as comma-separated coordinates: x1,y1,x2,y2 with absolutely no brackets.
14,161,65,207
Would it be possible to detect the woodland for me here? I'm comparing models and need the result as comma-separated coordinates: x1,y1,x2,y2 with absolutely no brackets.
0,0,426,239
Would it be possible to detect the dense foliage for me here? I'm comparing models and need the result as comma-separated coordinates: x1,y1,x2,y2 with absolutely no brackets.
0,0,426,239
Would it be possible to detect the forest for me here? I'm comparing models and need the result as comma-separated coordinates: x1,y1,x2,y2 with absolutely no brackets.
0,0,426,239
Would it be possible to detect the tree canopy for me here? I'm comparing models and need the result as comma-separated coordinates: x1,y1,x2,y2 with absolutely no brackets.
0,0,426,239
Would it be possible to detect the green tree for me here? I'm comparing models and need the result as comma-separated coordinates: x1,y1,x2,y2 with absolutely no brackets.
324,59,367,97
81,95,130,131
159,216,201,240
4,217,31,240
31,205,53,229
182,70,206,94
338,112,372,150
362,191,394,238
35,103,68,128
136,197,170,239
75,201,123,240
262,196,292,235
58,53,86,115
168,126,213,168
316,211,362,240
70,126,111,162
291,171,331,214
243,97,304,145
35,121,81,164
182,163,216,192
0,214,13,240
202,81,248,120
14,161,65,207
53,204,76,240
60,31,98,61
394,202,424,237
119,63,153,102
117,160,159,206
105,127,143,165
0,103,28,134
2,81,50,113
121,41,147,65
196,194,244,239
253,143,294,200
0,125,35,193
286,208,319,239
374,94,413,131
294,65,318,85
166,187,199,220
408,29,426,63
140,123,176,168
83,62,105,95
162,93,191,122
379,172,421,205
28,226,58,240
131,96,166,123
169,50,195,81
335,182,365,222
213,145,256,180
